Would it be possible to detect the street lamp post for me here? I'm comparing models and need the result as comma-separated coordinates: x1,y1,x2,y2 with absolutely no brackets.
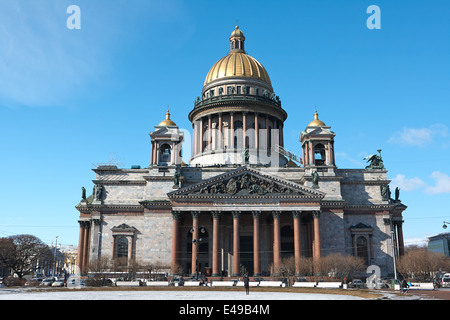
442,221,450,229
53,236,58,278
192,238,202,279
190,225,206,279
389,217,397,281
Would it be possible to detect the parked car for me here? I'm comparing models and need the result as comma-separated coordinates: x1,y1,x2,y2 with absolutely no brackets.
382,278,401,288
442,273,450,288
295,277,308,282
40,278,54,286
51,278,65,287
25,278,43,286
170,277,185,286
350,279,364,288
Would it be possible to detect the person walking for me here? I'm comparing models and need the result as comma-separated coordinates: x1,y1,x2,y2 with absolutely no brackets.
243,274,250,295
401,279,409,294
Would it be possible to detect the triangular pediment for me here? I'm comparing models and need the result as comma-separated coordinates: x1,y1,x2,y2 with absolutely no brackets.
167,166,325,199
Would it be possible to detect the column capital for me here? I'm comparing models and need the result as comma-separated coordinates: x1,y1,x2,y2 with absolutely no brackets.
292,210,302,219
78,220,91,228
172,211,182,220
191,211,201,219
211,211,221,219
252,210,261,219
272,210,281,219
232,210,241,218
312,210,321,218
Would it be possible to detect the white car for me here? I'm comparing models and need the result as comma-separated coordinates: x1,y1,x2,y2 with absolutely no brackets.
40,278,54,286
51,279,65,287
442,273,450,287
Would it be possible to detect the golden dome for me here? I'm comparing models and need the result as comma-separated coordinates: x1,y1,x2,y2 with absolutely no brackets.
307,108,326,127
204,26,272,87
204,53,272,86
158,108,177,126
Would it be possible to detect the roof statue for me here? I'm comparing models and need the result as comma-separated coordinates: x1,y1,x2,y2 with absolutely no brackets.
364,149,385,169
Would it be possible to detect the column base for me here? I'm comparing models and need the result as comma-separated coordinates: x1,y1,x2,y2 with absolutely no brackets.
232,273,241,277
212,273,221,277
253,273,261,277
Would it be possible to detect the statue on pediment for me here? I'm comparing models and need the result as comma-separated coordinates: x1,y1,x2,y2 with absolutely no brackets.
311,171,319,189
173,171,180,188
226,178,238,194
192,171,303,196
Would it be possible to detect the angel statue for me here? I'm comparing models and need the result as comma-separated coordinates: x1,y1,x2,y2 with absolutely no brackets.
364,149,384,169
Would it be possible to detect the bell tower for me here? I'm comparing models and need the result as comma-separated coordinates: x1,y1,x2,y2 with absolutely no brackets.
149,108,184,167
300,108,336,169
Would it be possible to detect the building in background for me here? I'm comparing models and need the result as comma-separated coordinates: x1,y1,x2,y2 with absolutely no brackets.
427,233,450,257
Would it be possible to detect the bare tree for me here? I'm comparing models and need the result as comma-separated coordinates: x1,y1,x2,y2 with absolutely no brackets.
397,247,450,282
0,235,49,279
308,254,365,279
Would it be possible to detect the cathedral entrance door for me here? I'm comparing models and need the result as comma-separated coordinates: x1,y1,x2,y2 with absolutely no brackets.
240,235,253,276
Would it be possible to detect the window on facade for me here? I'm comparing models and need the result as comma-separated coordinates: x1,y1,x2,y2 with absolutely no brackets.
314,143,326,166
356,236,369,265
116,237,128,258
160,144,171,162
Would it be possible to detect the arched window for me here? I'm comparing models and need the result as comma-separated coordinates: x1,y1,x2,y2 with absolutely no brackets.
314,143,326,166
160,144,171,162
356,236,369,265
116,237,128,258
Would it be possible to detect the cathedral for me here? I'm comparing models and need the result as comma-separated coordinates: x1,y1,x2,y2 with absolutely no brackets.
75,26,406,278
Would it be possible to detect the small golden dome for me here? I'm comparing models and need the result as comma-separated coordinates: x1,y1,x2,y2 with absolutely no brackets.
307,108,326,127
204,26,272,87
230,25,245,38
158,108,177,126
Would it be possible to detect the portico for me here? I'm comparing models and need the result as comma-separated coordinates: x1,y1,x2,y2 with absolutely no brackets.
168,166,324,277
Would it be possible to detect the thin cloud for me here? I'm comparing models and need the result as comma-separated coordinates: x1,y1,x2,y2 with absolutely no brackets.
391,174,426,192
388,124,448,147
425,171,450,195
391,171,450,195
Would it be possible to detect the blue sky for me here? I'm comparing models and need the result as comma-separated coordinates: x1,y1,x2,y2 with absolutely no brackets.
0,0,449,248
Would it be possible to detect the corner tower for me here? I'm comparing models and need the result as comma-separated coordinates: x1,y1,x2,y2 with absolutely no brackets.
150,108,184,167
300,108,336,171
189,26,288,167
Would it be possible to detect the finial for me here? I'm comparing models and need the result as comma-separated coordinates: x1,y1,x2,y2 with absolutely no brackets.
314,106,319,120
165,107,171,119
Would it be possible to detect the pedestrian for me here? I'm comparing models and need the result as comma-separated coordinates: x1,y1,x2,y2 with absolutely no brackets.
401,279,409,294
243,274,250,295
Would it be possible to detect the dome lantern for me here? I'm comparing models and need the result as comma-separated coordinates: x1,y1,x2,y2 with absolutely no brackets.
229,25,246,53
203,26,272,89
